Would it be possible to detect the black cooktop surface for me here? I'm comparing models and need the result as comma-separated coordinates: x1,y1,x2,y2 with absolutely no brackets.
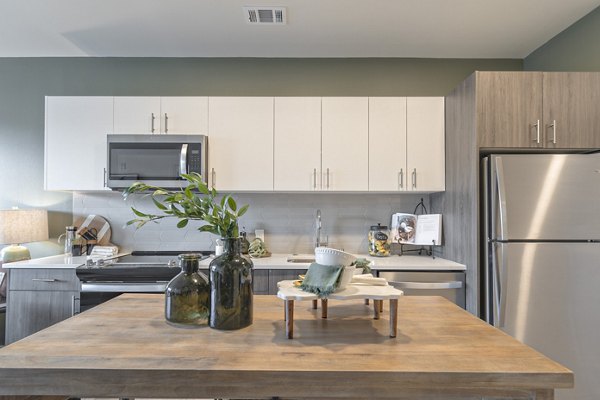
76,250,212,282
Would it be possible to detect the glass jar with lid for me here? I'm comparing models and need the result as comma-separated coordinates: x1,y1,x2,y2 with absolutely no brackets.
165,253,210,327
368,223,391,257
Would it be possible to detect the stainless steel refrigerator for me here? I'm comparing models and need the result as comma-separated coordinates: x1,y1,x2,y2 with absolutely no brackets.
483,153,600,400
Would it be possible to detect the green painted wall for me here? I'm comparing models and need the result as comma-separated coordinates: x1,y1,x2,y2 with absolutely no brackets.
0,57,521,249
524,5,600,71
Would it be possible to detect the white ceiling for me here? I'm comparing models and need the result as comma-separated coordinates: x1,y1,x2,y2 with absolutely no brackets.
1,0,599,58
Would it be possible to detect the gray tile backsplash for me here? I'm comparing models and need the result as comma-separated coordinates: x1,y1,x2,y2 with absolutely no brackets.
73,192,429,254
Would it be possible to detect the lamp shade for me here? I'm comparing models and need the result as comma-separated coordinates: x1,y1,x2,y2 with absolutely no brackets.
0,209,49,244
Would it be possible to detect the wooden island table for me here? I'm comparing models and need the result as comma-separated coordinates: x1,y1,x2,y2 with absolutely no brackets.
0,294,572,400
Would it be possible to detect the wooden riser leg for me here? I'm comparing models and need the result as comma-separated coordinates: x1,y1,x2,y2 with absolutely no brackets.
312,299,318,309
285,300,294,339
373,300,381,320
389,299,398,338
321,299,328,318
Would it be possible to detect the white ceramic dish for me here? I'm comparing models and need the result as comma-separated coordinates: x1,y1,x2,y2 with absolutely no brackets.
336,266,356,291
314,247,357,266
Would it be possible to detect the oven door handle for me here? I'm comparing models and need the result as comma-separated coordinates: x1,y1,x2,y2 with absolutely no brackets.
81,282,167,293
387,281,463,290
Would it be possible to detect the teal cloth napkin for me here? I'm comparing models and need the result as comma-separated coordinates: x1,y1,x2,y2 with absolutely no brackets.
299,263,344,297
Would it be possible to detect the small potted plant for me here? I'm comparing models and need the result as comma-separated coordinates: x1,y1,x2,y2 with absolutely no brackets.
123,172,253,330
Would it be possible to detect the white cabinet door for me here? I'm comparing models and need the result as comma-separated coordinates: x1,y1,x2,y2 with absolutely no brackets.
406,97,445,192
208,97,274,191
45,96,113,191
368,97,408,191
114,97,161,134
274,97,321,191
321,97,369,191
160,97,208,134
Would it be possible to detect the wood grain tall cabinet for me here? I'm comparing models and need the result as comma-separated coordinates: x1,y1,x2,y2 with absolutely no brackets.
431,71,600,316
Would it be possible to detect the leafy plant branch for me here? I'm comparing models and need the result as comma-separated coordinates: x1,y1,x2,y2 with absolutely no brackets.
123,172,249,239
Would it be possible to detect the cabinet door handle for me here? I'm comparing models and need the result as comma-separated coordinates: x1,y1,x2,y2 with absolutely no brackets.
548,120,556,144
211,168,216,189
164,113,169,134
412,168,417,189
326,168,330,189
532,119,540,144
151,113,156,133
398,169,404,189
71,295,81,316
103,167,107,187
32,278,60,282
313,168,317,190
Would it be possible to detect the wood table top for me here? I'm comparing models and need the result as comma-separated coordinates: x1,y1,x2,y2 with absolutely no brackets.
0,294,573,399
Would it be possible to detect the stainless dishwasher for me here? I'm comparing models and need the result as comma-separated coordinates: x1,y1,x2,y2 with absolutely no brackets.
377,271,465,309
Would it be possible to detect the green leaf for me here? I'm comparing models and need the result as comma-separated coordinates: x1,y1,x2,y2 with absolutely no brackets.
177,219,189,228
227,196,237,211
151,197,167,211
237,204,249,217
131,208,148,218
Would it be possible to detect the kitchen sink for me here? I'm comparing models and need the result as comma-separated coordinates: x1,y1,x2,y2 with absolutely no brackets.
286,257,315,263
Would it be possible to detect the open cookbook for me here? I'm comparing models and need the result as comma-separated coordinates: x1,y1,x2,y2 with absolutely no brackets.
390,213,442,245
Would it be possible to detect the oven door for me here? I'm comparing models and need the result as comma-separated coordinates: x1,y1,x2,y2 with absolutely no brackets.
107,134,207,189
79,282,168,312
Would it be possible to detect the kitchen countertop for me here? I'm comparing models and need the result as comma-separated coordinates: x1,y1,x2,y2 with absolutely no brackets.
4,253,465,271
0,294,572,399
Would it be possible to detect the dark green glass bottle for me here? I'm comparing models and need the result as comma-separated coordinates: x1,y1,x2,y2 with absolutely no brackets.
209,237,253,330
165,253,210,328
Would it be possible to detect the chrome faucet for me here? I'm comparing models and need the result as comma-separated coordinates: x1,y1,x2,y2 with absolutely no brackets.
315,209,323,248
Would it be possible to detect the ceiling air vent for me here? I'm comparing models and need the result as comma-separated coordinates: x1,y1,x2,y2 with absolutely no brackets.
243,7,287,25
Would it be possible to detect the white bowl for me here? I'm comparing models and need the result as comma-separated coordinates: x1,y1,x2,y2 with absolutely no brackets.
314,247,357,267
336,266,356,291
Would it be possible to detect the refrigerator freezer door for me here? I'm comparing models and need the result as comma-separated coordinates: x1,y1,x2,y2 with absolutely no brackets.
490,154,600,240
500,242,600,400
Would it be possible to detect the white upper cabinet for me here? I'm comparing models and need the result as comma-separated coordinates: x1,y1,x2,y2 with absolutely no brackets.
114,97,208,134
159,97,208,134
208,97,274,191
406,97,445,192
322,97,369,191
273,97,322,191
368,97,408,191
45,96,113,191
114,97,160,134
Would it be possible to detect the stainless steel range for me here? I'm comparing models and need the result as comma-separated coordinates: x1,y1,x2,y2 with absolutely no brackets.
76,251,211,312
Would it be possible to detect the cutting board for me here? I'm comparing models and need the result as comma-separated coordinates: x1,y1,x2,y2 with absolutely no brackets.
74,214,113,246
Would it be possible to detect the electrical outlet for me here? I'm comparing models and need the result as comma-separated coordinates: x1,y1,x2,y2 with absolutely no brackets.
255,229,265,241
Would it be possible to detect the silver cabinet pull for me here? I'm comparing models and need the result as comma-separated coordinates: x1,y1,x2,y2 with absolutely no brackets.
412,168,417,189
32,278,60,282
71,295,80,316
211,168,216,189
103,167,107,187
326,168,330,189
164,113,169,134
532,119,540,144
151,112,156,133
548,120,556,144
313,168,317,190
389,281,463,290
398,169,404,189
179,144,188,175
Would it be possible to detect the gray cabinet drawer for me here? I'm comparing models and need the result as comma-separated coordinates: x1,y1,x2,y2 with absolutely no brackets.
8,269,80,291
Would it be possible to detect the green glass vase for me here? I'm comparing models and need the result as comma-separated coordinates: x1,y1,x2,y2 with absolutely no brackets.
209,237,253,330
165,253,210,327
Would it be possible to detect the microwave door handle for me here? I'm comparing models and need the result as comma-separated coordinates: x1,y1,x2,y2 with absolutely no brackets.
180,144,188,175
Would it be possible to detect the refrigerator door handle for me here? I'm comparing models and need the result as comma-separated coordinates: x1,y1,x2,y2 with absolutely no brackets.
494,156,509,241
496,242,508,328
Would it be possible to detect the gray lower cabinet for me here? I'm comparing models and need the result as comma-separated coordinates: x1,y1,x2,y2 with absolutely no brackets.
253,269,306,295
6,268,80,344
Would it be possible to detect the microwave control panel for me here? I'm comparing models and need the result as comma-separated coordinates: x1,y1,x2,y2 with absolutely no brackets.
188,143,203,173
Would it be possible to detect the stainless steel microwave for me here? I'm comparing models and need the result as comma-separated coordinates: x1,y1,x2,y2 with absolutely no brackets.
106,134,207,189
